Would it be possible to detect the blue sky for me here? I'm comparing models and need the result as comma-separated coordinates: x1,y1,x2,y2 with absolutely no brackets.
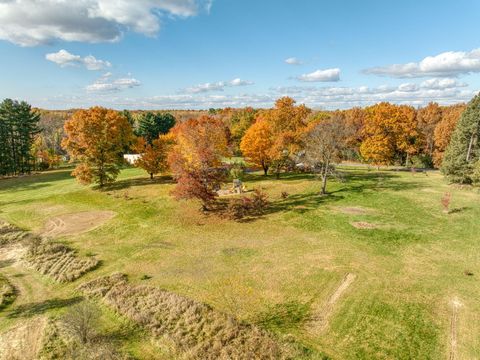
0,0,479,110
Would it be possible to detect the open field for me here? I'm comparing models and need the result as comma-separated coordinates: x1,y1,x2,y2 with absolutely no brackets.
0,167,479,359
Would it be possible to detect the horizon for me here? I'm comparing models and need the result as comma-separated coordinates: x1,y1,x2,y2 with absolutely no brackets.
1,0,480,110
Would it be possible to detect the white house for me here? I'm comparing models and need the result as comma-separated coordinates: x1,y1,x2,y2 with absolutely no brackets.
124,154,142,165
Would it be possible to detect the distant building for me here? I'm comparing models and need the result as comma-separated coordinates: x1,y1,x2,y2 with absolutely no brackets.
124,154,141,165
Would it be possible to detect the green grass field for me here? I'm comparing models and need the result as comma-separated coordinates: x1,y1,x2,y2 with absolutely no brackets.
0,167,479,359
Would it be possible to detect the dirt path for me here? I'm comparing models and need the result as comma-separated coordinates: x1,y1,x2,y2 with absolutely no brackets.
0,244,54,357
449,297,463,360
307,273,357,334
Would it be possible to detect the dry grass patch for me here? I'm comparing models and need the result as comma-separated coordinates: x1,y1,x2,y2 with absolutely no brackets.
1,220,99,283
41,211,116,238
0,316,47,360
0,221,31,246
26,242,99,283
350,221,378,229
80,274,299,359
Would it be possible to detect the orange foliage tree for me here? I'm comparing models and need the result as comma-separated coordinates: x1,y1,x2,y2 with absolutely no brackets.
360,102,419,165
417,102,442,158
62,107,132,187
262,97,311,177
240,117,274,175
433,104,466,167
134,136,171,180
168,116,230,210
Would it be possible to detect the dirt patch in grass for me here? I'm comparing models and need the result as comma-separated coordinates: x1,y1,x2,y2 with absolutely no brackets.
41,211,116,238
307,273,356,334
0,316,47,360
449,297,463,360
350,221,378,229
80,273,301,359
334,206,374,215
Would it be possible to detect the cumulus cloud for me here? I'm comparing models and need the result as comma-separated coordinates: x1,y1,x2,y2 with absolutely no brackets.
285,57,302,65
0,0,213,46
297,68,340,82
364,49,480,78
86,72,141,92
183,78,254,93
46,49,111,70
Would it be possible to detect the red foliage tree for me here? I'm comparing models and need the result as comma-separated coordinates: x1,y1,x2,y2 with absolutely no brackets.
168,116,230,210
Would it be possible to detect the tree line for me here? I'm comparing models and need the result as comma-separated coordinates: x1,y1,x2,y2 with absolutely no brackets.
3,92,480,207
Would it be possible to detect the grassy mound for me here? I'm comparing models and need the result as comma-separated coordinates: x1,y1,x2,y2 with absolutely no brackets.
80,274,295,359
0,275,15,310
0,221,30,245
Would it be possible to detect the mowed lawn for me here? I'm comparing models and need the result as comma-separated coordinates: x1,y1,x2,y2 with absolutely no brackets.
0,166,479,359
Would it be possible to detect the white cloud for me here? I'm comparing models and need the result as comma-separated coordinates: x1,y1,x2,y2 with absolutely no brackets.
46,49,111,70
285,57,302,65
364,49,480,78
39,79,476,110
297,68,340,82
183,78,254,93
420,78,467,90
86,73,141,92
0,0,213,46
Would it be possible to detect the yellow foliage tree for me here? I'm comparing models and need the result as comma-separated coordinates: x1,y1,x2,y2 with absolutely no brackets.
360,102,419,165
240,118,274,176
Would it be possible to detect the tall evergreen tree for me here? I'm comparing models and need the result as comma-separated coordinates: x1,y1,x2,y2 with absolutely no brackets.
0,99,40,176
136,112,175,144
442,93,480,183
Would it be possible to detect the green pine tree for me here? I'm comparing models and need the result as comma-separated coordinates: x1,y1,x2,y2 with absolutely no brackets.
136,112,175,144
441,93,480,183
0,99,40,176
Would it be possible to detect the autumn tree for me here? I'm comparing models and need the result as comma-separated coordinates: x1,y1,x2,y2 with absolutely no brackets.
134,136,170,179
136,112,176,144
262,97,311,178
417,102,442,159
303,115,351,194
442,93,480,183
228,107,256,153
240,118,274,175
433,104,466,167
62,107,132,187
360,102,419,165
168,116,230,210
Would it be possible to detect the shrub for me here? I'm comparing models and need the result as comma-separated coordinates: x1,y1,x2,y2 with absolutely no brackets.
226,197,252,220
61,301,100,344
251,188,269,215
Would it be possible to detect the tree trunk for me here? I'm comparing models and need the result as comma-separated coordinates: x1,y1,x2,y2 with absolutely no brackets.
466,132,475,162
262,162,269,176
150,172,154,180
320,161,329,195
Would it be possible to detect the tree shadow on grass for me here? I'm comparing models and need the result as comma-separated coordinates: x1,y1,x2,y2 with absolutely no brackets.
0,170,73,192
101,175,174,191
7,296,82,319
